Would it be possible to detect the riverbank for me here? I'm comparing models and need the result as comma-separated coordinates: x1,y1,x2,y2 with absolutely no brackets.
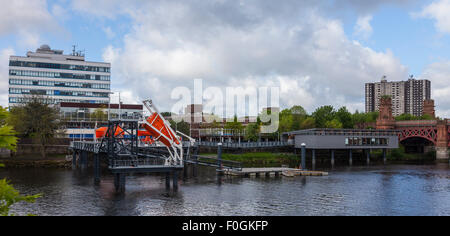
0,154,72,168
202,152,298,166
202,149,442,166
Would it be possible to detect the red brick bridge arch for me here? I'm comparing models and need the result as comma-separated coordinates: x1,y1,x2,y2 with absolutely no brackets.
396,121,438,145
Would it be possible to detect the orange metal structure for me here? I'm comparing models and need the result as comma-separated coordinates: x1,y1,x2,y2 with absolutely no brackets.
94,99,191,166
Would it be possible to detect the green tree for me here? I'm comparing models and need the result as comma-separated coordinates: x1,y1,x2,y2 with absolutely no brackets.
0,107,40,216
312,105,336,128
8,96,64,158
245,123,260,142
0,178,41,216
395,113,418,121
168,120,191,136
0,107,17,151
278,109,293,133
90,108,108,121
336,107,354,128
290,106,307,131
325,119,343,129
300,117,316,129
225,115,244,135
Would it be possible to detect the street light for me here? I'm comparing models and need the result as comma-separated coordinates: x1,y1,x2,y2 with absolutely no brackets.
108,92,114,120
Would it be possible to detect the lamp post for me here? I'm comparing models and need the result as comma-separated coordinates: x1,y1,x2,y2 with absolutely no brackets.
301,143,306,170
108,92,114,120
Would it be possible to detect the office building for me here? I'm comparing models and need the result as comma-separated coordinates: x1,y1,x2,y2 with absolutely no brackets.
8,45,111,107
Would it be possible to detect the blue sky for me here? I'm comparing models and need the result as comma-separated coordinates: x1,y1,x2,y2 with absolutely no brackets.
1,0,450,116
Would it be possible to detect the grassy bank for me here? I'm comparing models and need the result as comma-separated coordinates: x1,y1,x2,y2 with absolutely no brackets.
371,147,436,162
202,152,298,165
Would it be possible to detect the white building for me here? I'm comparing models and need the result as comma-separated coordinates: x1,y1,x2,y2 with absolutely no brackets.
8,45,111,107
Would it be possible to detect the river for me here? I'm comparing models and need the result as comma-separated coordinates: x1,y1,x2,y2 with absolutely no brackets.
1,163,449,216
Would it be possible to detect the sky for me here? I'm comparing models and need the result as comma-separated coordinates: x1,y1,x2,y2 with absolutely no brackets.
1,0,450,117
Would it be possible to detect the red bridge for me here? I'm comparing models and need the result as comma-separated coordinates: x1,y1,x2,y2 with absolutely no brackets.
376,97,449,160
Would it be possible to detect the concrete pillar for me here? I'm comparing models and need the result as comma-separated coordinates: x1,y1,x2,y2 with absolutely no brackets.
94,154,100,184
72,151,77,169
366,149,370,166
301,143,306,170
312,149,316,170
217,143,223,171
349,150,353,166
172,171,179,191
383,149,387,165
81,151,87,169
331,150,335,167
114,173,126,193
165,172,171,190
436,147,449,160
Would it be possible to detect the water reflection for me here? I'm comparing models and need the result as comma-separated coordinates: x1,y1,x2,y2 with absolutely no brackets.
0,164,449,216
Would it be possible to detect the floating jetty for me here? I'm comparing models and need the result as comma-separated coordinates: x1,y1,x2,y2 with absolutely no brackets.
223,167,328,177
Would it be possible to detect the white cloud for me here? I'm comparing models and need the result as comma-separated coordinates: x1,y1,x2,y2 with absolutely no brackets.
416,0,450,34
0,48,15,108
0,0,62,47
421,61,450,118
25,0,399,114
96,1,408,114
103,27,116,39
354,15,373,40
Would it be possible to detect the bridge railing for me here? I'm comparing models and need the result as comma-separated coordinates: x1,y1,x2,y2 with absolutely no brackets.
395,120,437,127
70,141,101,153
187,154,242,171
197,141,291,148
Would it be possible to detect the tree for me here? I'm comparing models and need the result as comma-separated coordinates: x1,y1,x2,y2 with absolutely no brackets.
336,107,354,128
90,108,108,121
278,109,293,133
290,106,307,131
312,105,336,128
245,123,260,142
300,117,316,129
325,119,343,129
0,107,17,151
224,115,244,135
0,106,40,216
8,96,64,158
168,120,191,136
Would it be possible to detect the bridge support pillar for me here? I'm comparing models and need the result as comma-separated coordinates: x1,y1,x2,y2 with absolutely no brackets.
193,147,199,178
217,143,223,171
312,149,316,170
94,154,100,184
349,150,353,166
366,149,370,166
172,171,179,191
436,147,449,160
383,149,387,165
114,173,126,193
301,144,306,170
81,151,88,169
331,150,335,167
165,172,171,190
72,151,77,169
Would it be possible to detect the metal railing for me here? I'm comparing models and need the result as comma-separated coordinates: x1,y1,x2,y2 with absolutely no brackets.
197,141,291,148
186,154,242,171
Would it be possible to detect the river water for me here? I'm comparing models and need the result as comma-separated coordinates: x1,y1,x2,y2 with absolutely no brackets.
1,164,449,216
